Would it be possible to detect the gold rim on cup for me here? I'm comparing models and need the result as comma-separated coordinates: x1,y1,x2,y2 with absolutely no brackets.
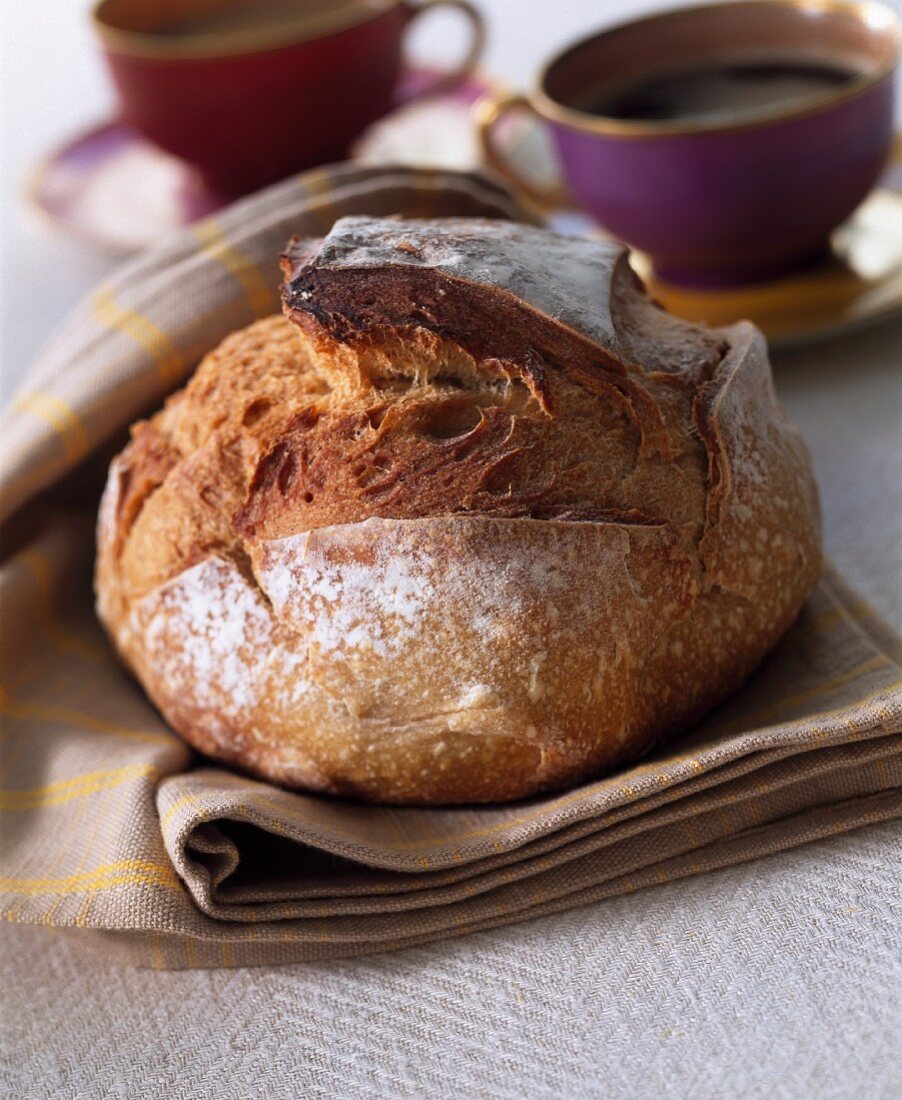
92,0,485,61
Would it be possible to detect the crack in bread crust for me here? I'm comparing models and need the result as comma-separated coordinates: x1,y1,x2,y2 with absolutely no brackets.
95,217,821,804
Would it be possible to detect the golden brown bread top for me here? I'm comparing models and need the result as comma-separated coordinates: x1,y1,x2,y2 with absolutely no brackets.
97,215,822,802
106,216,792,617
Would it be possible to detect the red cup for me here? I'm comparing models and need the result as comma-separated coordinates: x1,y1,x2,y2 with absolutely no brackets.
92,0,486,196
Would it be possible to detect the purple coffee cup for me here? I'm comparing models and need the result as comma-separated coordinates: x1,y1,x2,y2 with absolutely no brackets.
477,0,900,286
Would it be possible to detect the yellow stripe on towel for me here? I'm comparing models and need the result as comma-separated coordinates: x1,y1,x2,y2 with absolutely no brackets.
91,284,184,387
0,687,175,747
11,392,90,463
193,219,275,316
0,860,180,897
0,764,160,811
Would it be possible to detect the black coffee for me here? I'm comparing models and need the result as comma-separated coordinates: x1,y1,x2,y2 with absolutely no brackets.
582,57,858,124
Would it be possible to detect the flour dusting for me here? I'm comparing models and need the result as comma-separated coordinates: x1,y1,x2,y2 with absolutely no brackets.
134,556,311,732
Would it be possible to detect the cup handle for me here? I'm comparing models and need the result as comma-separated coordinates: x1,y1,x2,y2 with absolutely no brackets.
474,91,571,209
402,0,486,99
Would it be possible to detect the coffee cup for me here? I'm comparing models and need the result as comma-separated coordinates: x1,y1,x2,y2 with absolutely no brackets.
93,0,486,197
477,0,900,286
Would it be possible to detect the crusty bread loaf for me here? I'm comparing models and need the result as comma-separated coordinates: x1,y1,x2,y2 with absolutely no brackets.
95,216,821,804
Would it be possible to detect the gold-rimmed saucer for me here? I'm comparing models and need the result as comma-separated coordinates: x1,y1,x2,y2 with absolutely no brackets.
541,137,902,350
631,185,902,350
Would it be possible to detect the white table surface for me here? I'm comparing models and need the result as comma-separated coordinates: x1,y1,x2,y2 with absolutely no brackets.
2,2,901,1098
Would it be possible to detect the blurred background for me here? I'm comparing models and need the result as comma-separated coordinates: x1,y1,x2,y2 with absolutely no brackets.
3,0,678,398
5,0,897,401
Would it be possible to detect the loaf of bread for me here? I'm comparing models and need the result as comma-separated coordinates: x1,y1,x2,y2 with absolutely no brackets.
96,216,821,804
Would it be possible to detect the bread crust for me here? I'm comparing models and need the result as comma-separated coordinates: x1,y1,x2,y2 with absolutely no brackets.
95,217,821,804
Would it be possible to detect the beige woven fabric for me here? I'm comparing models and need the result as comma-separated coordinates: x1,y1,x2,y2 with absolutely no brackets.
1,165,900,968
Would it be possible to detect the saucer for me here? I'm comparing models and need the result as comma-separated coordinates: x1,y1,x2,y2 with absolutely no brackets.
631,185,902,351
547,138,902,351
24,69,499,257
25,120,220,255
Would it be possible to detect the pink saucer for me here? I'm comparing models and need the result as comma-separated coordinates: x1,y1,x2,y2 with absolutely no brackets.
26,121,220,255
26,70,503,257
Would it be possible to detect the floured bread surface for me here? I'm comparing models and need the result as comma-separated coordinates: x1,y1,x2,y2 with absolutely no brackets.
95,217,821,804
